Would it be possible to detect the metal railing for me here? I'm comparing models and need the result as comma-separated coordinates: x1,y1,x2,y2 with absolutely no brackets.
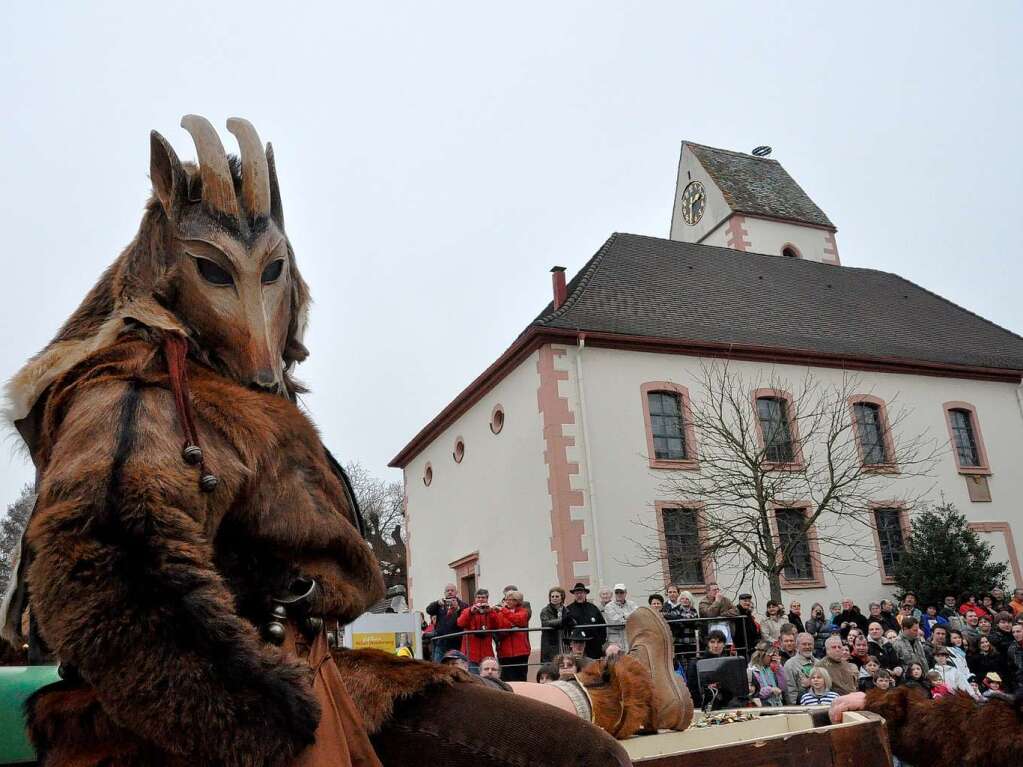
427,614,755,673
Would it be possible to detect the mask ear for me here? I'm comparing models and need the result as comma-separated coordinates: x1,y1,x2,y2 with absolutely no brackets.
150,130,186,218
266,143,285,229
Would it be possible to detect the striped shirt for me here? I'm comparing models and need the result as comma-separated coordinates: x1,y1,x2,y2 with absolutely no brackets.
800,690,838,706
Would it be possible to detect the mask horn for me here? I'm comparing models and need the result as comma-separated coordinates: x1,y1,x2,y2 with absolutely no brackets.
180,115,240,218
266,143,285,229
226,117,271,219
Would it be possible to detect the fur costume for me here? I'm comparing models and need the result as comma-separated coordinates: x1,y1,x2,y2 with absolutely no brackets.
5,115,630,767
863,686,1023,766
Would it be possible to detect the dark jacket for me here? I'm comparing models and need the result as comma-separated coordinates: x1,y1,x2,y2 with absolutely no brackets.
565,600,606,659
662,603,698,651
805,616,830,657
835,608,868,634
735,607,760,653
967,648,1007,683
878,610,901,633
867,639,900,672
425,597,468,653
1008,641,1023,691
539,603,574,662
787,612,805,633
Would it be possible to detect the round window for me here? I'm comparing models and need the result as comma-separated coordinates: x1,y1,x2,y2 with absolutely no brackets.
423,463,433,486
490,405,505,434
453,438,465,463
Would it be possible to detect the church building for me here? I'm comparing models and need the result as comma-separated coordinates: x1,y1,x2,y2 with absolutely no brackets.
390,141,1023,615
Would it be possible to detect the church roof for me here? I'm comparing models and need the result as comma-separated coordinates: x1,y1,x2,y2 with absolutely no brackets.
687,142,835,230
390,234,1023,467
534,233,1023,372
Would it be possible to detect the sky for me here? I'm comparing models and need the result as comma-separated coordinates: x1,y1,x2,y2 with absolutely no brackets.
2,2,1021,504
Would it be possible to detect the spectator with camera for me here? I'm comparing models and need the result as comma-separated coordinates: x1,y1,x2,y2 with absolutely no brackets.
456,588,510,672
425,583,469,663
494,589,531,682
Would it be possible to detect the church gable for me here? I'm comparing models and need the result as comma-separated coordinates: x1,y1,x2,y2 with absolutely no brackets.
670,142,838,264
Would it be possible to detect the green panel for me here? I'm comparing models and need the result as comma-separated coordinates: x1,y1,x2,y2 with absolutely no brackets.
0,666,59,765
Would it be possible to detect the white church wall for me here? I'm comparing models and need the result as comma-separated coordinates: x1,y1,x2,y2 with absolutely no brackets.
574,346,1023,608
669,144,732,243
403,350,555,620
742,217,834,264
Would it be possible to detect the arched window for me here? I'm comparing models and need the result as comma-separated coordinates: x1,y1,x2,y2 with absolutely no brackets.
781,244,800,259
851,398,893,467
648,391,686,460
755,395,796,464
641,382,699,469
948,409,979,467
942,401,990,476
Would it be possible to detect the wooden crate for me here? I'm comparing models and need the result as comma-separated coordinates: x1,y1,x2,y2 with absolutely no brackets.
622,707,892,767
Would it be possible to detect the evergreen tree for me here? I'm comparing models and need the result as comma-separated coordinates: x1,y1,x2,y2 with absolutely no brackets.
892,502,1008,606
0,483,35,594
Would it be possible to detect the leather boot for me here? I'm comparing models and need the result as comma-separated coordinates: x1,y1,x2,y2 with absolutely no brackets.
626,606,694,731
577,654,657,739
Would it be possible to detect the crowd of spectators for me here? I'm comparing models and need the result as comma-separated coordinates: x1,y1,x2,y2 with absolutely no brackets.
423,579,1023,709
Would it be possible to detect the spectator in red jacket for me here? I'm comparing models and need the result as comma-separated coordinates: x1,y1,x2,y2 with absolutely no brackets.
495,590,532,682
457,589,509,672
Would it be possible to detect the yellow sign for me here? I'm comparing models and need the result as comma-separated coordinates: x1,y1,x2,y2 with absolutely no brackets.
352,632,397,653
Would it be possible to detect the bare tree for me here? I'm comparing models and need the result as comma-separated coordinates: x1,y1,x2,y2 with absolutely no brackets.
628,362,940,602
345,462,407,591
1,483,35,595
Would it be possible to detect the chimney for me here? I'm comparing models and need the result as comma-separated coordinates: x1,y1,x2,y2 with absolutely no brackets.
550,266,567,309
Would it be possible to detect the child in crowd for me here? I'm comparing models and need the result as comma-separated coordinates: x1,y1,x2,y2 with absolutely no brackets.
857,655,881,692
981,671,1012,701
903,662,928,693
927,670,949,699
799,668,838,706
873,668,894,691
535,664,558,683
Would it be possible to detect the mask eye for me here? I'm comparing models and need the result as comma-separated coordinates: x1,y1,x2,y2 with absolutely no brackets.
194,257,234,286
261,259,285,284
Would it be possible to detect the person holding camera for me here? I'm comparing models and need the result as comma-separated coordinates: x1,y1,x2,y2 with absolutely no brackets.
457,588,510,672
426,583,469,663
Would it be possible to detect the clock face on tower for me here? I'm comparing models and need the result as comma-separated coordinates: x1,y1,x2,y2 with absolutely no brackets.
680,180,706,225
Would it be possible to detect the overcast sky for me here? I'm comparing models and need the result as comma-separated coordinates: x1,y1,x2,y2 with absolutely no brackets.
2,2,1021,503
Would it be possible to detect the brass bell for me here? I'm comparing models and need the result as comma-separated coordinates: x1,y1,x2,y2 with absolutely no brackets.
182,444,203,465
200,473,219,493
264,622,286,645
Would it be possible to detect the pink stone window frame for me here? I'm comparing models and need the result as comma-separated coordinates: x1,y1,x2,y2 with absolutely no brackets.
942,401,991,475
967,522,1022,587
641,382,699,470
869,502,911,585
781,242,802,259
654,501,715,594
769,502,826,590
752,388,805,471
848,395,899,473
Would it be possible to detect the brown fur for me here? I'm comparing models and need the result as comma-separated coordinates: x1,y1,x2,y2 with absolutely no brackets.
864,686,1023,766
577,655,657,739
331,648,475,733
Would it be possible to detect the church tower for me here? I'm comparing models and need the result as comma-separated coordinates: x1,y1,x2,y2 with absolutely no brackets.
669,142,840,265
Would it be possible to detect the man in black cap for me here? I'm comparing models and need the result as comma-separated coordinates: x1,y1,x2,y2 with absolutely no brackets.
735,593,761,656
565,582,606,660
